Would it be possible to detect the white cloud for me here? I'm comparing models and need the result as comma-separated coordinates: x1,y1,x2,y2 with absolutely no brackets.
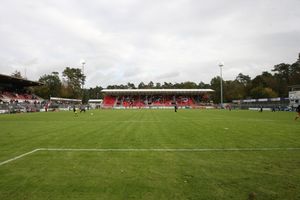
0,0,299,87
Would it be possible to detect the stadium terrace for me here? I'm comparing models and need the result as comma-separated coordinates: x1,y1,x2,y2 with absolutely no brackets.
0,74,44,113
101,89,214,109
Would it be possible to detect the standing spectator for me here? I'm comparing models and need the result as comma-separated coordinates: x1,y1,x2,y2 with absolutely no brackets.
45,103,48,112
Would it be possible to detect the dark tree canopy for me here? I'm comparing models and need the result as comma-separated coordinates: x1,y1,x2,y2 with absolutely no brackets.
62,67,86,98
34,72,62,99
11,70,23,79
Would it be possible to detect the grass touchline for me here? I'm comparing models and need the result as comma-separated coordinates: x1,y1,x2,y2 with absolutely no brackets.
1,147,300,167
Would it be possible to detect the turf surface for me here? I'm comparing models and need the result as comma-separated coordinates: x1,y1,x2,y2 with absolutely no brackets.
0,109,299,199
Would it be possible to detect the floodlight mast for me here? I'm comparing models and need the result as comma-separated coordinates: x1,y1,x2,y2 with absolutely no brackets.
219,62,224,109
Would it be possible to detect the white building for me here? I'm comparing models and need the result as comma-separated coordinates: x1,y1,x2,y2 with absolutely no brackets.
289,85,300,108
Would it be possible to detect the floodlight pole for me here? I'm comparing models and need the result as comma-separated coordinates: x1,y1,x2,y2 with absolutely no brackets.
219,63,224,109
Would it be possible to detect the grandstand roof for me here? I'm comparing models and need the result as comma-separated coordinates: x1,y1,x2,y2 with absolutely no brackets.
288,85,300,91
0,74,43,87
102,89,214,95
50,97,82,102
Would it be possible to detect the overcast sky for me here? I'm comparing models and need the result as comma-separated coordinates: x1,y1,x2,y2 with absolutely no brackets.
0,0,299,87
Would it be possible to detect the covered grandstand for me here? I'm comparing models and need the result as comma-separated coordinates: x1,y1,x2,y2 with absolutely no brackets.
0,74,44,113
101,89,214,109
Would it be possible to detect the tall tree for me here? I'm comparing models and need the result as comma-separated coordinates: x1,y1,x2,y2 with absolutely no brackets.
62,67,85,98
271,63,291,96
210,76,223,103
198,81,210,89
127,82,136,89
147,81,154,88
11,70,23,78
34,72,62,99
272,63,291,84
162,82,173,89
235,73,251,86
290,61,300,85
138,82,146,89
223,80,245,101
155,82,161,88
234,73,252,99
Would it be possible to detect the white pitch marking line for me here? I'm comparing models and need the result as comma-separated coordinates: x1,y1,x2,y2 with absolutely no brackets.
0,149,40,166
39,148,300,152
1,147,300,167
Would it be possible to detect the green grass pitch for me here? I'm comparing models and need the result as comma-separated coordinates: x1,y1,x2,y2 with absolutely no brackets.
0,109,300,200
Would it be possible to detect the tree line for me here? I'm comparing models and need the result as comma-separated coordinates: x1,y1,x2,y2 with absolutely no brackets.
105,55,300,103
12,54,300,103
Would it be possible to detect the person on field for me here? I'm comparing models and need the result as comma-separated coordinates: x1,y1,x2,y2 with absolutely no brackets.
80,104,86,113
174,103,178,112
226,104,232,111
272,106,276,112
295,105,300,121
259,105,263,112
73,105,78,116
